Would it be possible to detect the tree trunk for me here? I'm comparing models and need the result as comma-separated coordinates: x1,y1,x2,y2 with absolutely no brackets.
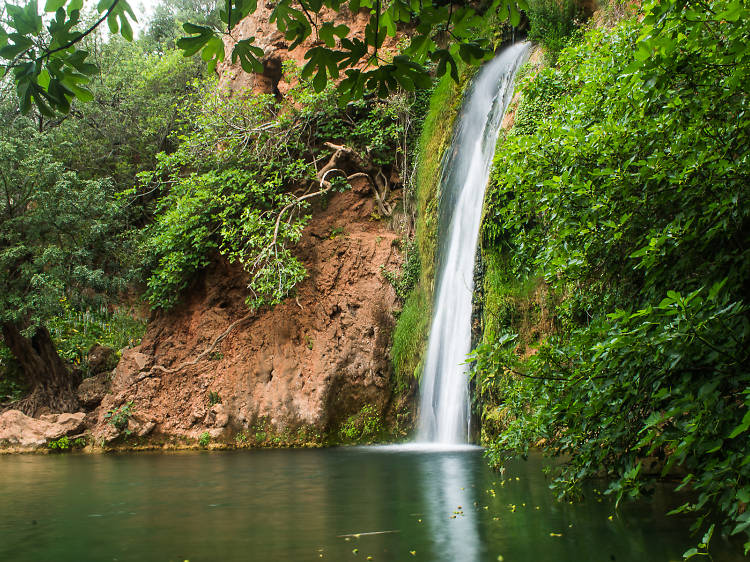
1,323,80,416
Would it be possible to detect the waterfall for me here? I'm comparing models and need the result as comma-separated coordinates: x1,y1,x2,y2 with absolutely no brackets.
417,43,531,445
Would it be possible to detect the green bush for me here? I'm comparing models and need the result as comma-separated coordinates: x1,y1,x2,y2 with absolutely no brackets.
105,401,135,434
47,436,86,451
137,67,424,311
477,3,750,554
526,0,581,64
382,239,421,302
338,405,383,443
198,431,211,448
47,299,145,376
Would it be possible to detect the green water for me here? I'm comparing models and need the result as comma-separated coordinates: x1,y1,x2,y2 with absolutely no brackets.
0,447,742,561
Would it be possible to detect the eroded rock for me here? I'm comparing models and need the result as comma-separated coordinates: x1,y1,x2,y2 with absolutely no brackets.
77,371,111,409
0,410,85,448
91,190,404,443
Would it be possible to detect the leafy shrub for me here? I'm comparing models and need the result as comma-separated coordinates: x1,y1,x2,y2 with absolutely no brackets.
477,4,750,554
47,436,86,451
198,432,211,448
382,239,421,302
526,0,581,64
47,299,145,376
137,69,424,311
105,401,135,434
338,404,383,442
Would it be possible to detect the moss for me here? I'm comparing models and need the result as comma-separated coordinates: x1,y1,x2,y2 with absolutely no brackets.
392,64,476,386
481,249,555,355
391,10,526,389
391,288,431,389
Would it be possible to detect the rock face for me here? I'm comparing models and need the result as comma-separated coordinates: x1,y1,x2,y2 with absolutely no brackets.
76,371,112,409
87,344,116,374
217,4,405,95
92,190,404,442
0,410,85,448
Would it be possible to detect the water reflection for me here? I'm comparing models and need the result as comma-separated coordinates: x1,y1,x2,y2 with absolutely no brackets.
0,449,745,561
418,451,482,561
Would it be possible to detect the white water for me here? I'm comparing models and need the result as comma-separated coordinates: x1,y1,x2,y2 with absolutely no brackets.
417,43,530,444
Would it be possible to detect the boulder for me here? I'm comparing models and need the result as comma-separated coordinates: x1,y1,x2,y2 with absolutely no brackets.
77,371,111,409
206,404,229,428
0,410,85,448
87,344,116,374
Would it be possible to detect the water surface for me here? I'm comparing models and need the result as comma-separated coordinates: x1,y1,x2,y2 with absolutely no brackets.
0,448,742,561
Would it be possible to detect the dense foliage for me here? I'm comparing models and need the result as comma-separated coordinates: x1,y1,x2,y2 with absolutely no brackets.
0,118,127,330
137,69,421,310
0,5,200,409
49,38,204,186
1,0,524,115
525,0,580,63
476,1,750,555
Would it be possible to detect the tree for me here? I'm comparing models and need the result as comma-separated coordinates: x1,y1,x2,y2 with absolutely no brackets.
0,115,126,414
1,0,526,115
49,36,205,186
142,0,222,46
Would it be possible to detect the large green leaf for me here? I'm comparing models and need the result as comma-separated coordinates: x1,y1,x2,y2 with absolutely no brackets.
232,38,264,73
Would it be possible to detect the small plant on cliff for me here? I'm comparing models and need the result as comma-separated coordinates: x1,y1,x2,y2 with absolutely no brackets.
47,436,86,451
47,436,71,451
198,432,211,448
339,404,383,443
382,239,421,302
208,391,221,406
105,401,134,434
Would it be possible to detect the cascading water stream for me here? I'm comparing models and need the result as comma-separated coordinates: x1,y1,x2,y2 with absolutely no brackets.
417,43,531,445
